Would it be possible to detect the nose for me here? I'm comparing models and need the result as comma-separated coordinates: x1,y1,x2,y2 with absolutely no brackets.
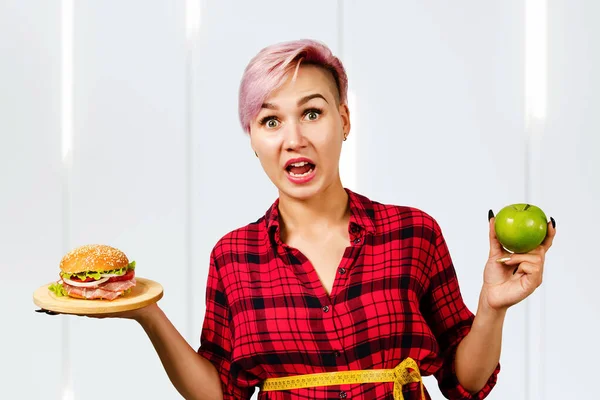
282,122,307,152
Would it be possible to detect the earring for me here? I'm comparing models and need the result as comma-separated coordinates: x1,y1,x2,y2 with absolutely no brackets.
255,151,258,157
343,134,348,141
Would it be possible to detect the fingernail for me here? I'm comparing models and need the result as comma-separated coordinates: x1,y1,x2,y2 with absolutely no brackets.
513,266,519,275
496,257,511,263
488,209,494,221
551,217,556,228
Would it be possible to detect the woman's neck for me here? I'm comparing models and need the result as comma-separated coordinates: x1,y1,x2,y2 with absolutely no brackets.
278,180,350,239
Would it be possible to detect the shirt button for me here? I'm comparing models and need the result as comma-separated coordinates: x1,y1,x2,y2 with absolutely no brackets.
353,238,361,244
322,306,330,313
334,350,341,357
339,391,347,398
339,267,346,275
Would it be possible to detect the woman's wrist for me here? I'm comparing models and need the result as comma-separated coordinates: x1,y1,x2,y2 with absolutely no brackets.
476,287,508,325
134,302,162,327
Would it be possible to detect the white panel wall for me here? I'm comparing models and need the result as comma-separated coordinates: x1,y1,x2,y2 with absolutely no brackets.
0,2,64,399
343,2,526,399
542,1,600,398
2,1,598,399
66,1,187,399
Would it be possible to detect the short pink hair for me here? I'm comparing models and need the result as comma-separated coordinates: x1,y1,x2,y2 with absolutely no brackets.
238,39,348,135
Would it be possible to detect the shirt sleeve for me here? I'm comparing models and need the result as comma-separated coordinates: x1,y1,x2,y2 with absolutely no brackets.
420,220,500,399
197,249,255,400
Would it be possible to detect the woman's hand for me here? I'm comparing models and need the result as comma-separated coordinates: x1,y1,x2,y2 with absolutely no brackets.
480,211,556,312
86,302,160,321
35,302,160,323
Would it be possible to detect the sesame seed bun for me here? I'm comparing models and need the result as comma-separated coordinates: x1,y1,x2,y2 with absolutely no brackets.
59,244,130,274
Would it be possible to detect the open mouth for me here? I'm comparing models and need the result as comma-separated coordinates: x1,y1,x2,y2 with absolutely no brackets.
286,161,315,177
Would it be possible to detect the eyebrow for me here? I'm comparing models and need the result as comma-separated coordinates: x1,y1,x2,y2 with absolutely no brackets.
261,93,328,110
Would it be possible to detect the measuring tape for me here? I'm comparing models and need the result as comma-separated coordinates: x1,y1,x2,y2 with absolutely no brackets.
260,357,425,400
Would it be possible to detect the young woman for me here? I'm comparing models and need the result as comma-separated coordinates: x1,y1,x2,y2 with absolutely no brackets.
74,39,557,400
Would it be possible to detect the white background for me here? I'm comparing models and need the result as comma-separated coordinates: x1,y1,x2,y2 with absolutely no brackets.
1,1,598,399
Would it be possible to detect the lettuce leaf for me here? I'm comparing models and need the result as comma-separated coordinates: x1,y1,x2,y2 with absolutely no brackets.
48,282,67,297
61,260,136,281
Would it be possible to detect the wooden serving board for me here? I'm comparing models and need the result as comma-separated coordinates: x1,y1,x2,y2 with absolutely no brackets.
33,277,163,315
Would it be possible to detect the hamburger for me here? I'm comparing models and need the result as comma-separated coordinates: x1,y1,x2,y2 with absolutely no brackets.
48,244,136,300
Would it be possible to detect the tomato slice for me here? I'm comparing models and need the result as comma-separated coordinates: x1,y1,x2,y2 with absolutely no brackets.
62,269,135,283
107,269,135,282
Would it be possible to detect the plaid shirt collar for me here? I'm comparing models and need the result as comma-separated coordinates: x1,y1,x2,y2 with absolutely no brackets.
263,188,376,246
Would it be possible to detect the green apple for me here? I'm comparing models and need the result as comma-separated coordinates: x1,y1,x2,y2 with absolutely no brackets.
494,203,548,253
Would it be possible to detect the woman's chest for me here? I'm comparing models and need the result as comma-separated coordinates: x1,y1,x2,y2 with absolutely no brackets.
224,243,436,362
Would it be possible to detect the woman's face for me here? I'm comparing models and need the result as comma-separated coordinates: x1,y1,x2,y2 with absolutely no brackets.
250,64,350,201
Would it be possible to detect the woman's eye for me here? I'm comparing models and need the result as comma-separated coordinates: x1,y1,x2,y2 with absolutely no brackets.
260,118,279,128
305,109,322,121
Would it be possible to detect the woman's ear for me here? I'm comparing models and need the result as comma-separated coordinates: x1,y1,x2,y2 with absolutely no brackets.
249,132,258,157
339,103,351,139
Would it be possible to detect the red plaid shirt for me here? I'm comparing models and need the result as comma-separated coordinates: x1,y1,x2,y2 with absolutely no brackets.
198,189,500,399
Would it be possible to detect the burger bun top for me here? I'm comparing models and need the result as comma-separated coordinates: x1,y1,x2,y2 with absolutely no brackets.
60,244,130,274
